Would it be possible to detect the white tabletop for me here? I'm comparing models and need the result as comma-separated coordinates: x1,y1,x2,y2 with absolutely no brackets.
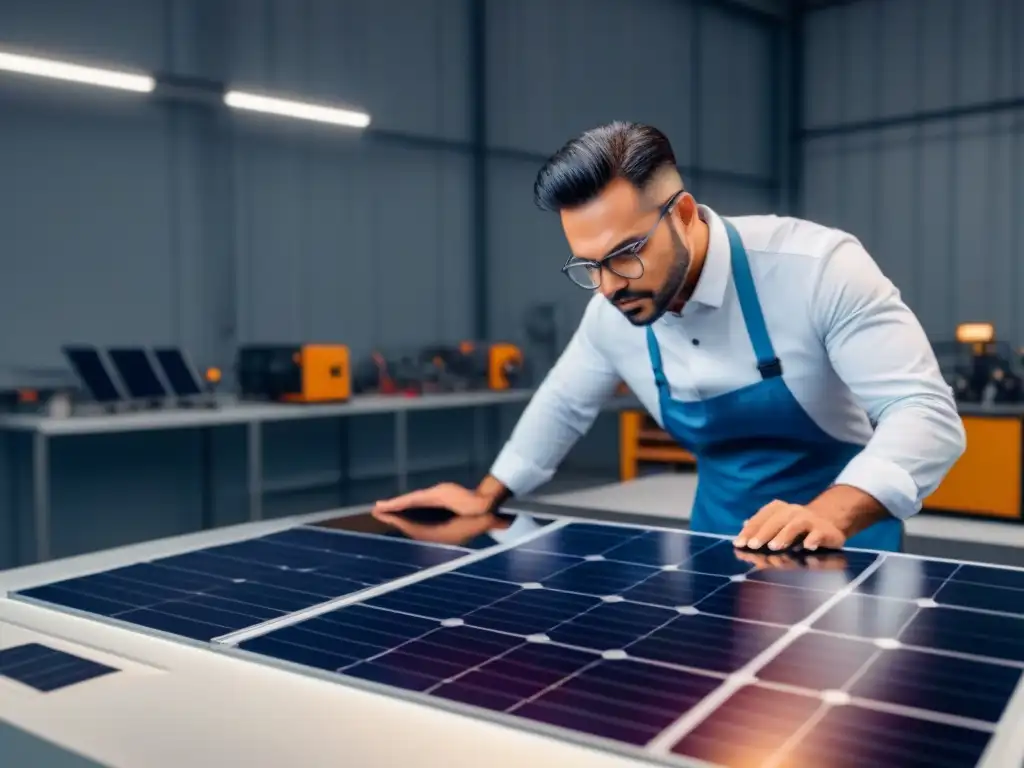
0,390,539,435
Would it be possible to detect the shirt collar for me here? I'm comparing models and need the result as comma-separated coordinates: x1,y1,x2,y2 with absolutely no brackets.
686,205,731,310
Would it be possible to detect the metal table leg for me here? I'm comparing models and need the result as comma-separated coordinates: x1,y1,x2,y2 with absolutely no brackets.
247,420,263,521
394,410,409,493
33,431,50,563
472,405,488,471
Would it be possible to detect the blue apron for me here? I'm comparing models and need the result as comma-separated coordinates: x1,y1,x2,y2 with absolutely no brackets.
645,219,903,552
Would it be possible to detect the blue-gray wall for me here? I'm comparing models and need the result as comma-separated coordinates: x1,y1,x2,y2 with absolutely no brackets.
0,0,783,567
798,0,1024,341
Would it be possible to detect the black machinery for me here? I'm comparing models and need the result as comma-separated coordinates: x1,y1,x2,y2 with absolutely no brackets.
936,323,1023,405
353,342,525,395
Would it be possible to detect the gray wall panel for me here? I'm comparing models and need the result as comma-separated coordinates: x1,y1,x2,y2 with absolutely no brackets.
802,7,842,128
231,133,473,353
0,90,179,367
485,0,696,161
0,0,164,70
800,0,1024,343
226,0,471,142
698,5,775,178
697,178,777,215
873,126,918,310
877,0,919,119
486,156,590,345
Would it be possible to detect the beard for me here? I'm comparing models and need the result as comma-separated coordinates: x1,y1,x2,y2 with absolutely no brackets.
612,231,691,327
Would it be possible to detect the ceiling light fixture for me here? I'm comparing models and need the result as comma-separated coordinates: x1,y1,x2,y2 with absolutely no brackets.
0,50,155,93
224,90,371,129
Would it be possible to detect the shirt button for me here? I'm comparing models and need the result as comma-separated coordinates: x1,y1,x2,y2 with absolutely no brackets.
692,338,700,346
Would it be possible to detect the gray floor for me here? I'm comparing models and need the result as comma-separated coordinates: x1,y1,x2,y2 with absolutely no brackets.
0,723,104,768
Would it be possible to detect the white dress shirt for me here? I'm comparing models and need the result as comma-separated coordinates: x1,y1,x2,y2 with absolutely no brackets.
489,206,966,522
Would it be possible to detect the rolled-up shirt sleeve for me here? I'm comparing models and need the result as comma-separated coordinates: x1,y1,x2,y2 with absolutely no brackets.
813,239,966,520
489,296,622,496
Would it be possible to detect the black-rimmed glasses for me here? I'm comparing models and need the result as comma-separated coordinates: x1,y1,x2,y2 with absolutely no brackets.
561,189,685,290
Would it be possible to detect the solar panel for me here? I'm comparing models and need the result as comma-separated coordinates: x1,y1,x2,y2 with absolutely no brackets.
13,527,473,643
0,643,117,692
226,521,1022,768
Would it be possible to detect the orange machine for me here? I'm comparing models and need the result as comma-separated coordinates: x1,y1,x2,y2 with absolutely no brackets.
487,343,523,390
237,344,351,403
456,341,524,390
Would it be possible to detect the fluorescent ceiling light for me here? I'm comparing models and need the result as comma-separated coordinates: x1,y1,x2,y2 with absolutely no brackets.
0,50,154,92
224,90,370,129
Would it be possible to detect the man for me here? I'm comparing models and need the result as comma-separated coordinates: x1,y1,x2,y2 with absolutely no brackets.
374,121,966,553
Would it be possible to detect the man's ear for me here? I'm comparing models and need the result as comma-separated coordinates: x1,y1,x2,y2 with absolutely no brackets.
677,192,698,227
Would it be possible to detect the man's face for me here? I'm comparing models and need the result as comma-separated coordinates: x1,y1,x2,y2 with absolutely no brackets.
560,179,696,326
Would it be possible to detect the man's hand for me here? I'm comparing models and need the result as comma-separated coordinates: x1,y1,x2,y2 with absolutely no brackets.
734,486,890,552
733,500,846,552
372,482,492,518
371,507,498,545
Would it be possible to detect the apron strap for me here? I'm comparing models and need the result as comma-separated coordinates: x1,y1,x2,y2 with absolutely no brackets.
723,219,783,380
645,327,670,391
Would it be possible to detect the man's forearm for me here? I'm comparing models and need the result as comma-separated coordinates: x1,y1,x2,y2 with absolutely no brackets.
808,484,890,538
476,475,513,512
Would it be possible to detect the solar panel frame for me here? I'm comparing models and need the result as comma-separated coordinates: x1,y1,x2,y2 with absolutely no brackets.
215,516,1024,768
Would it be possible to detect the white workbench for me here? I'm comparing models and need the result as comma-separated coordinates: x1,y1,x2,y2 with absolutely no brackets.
1,483,1023,768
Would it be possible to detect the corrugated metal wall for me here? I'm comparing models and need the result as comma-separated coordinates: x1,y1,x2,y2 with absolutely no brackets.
486,0,782,341
0,0,477,368
799,0,1024,341
0,0,783,567
0,0,783,369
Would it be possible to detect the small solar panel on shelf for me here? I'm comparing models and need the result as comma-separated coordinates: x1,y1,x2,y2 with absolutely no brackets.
229,521,1024,768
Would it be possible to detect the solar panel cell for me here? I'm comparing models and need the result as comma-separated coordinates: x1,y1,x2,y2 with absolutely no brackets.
465,588,602,635
626,612,787,673
620,569,730,607
744,550,880,591
15,529,473,642
541,559,660,594
899,607,1024,664
848,648,1021,724
517,523,640,557
672,684,995,768
788,704,992,768
681,540,757,576
756,632,878,690
934,580,1024,615
671,685,821,766
813,593,919,638
457,549,583,583
855,557,957,599
599,530,716,567
363,573,521,617
696,580,835,625
546,601,676,651
952,563,1024,591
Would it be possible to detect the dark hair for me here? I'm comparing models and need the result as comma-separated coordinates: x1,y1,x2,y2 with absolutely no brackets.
533,122,678,212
